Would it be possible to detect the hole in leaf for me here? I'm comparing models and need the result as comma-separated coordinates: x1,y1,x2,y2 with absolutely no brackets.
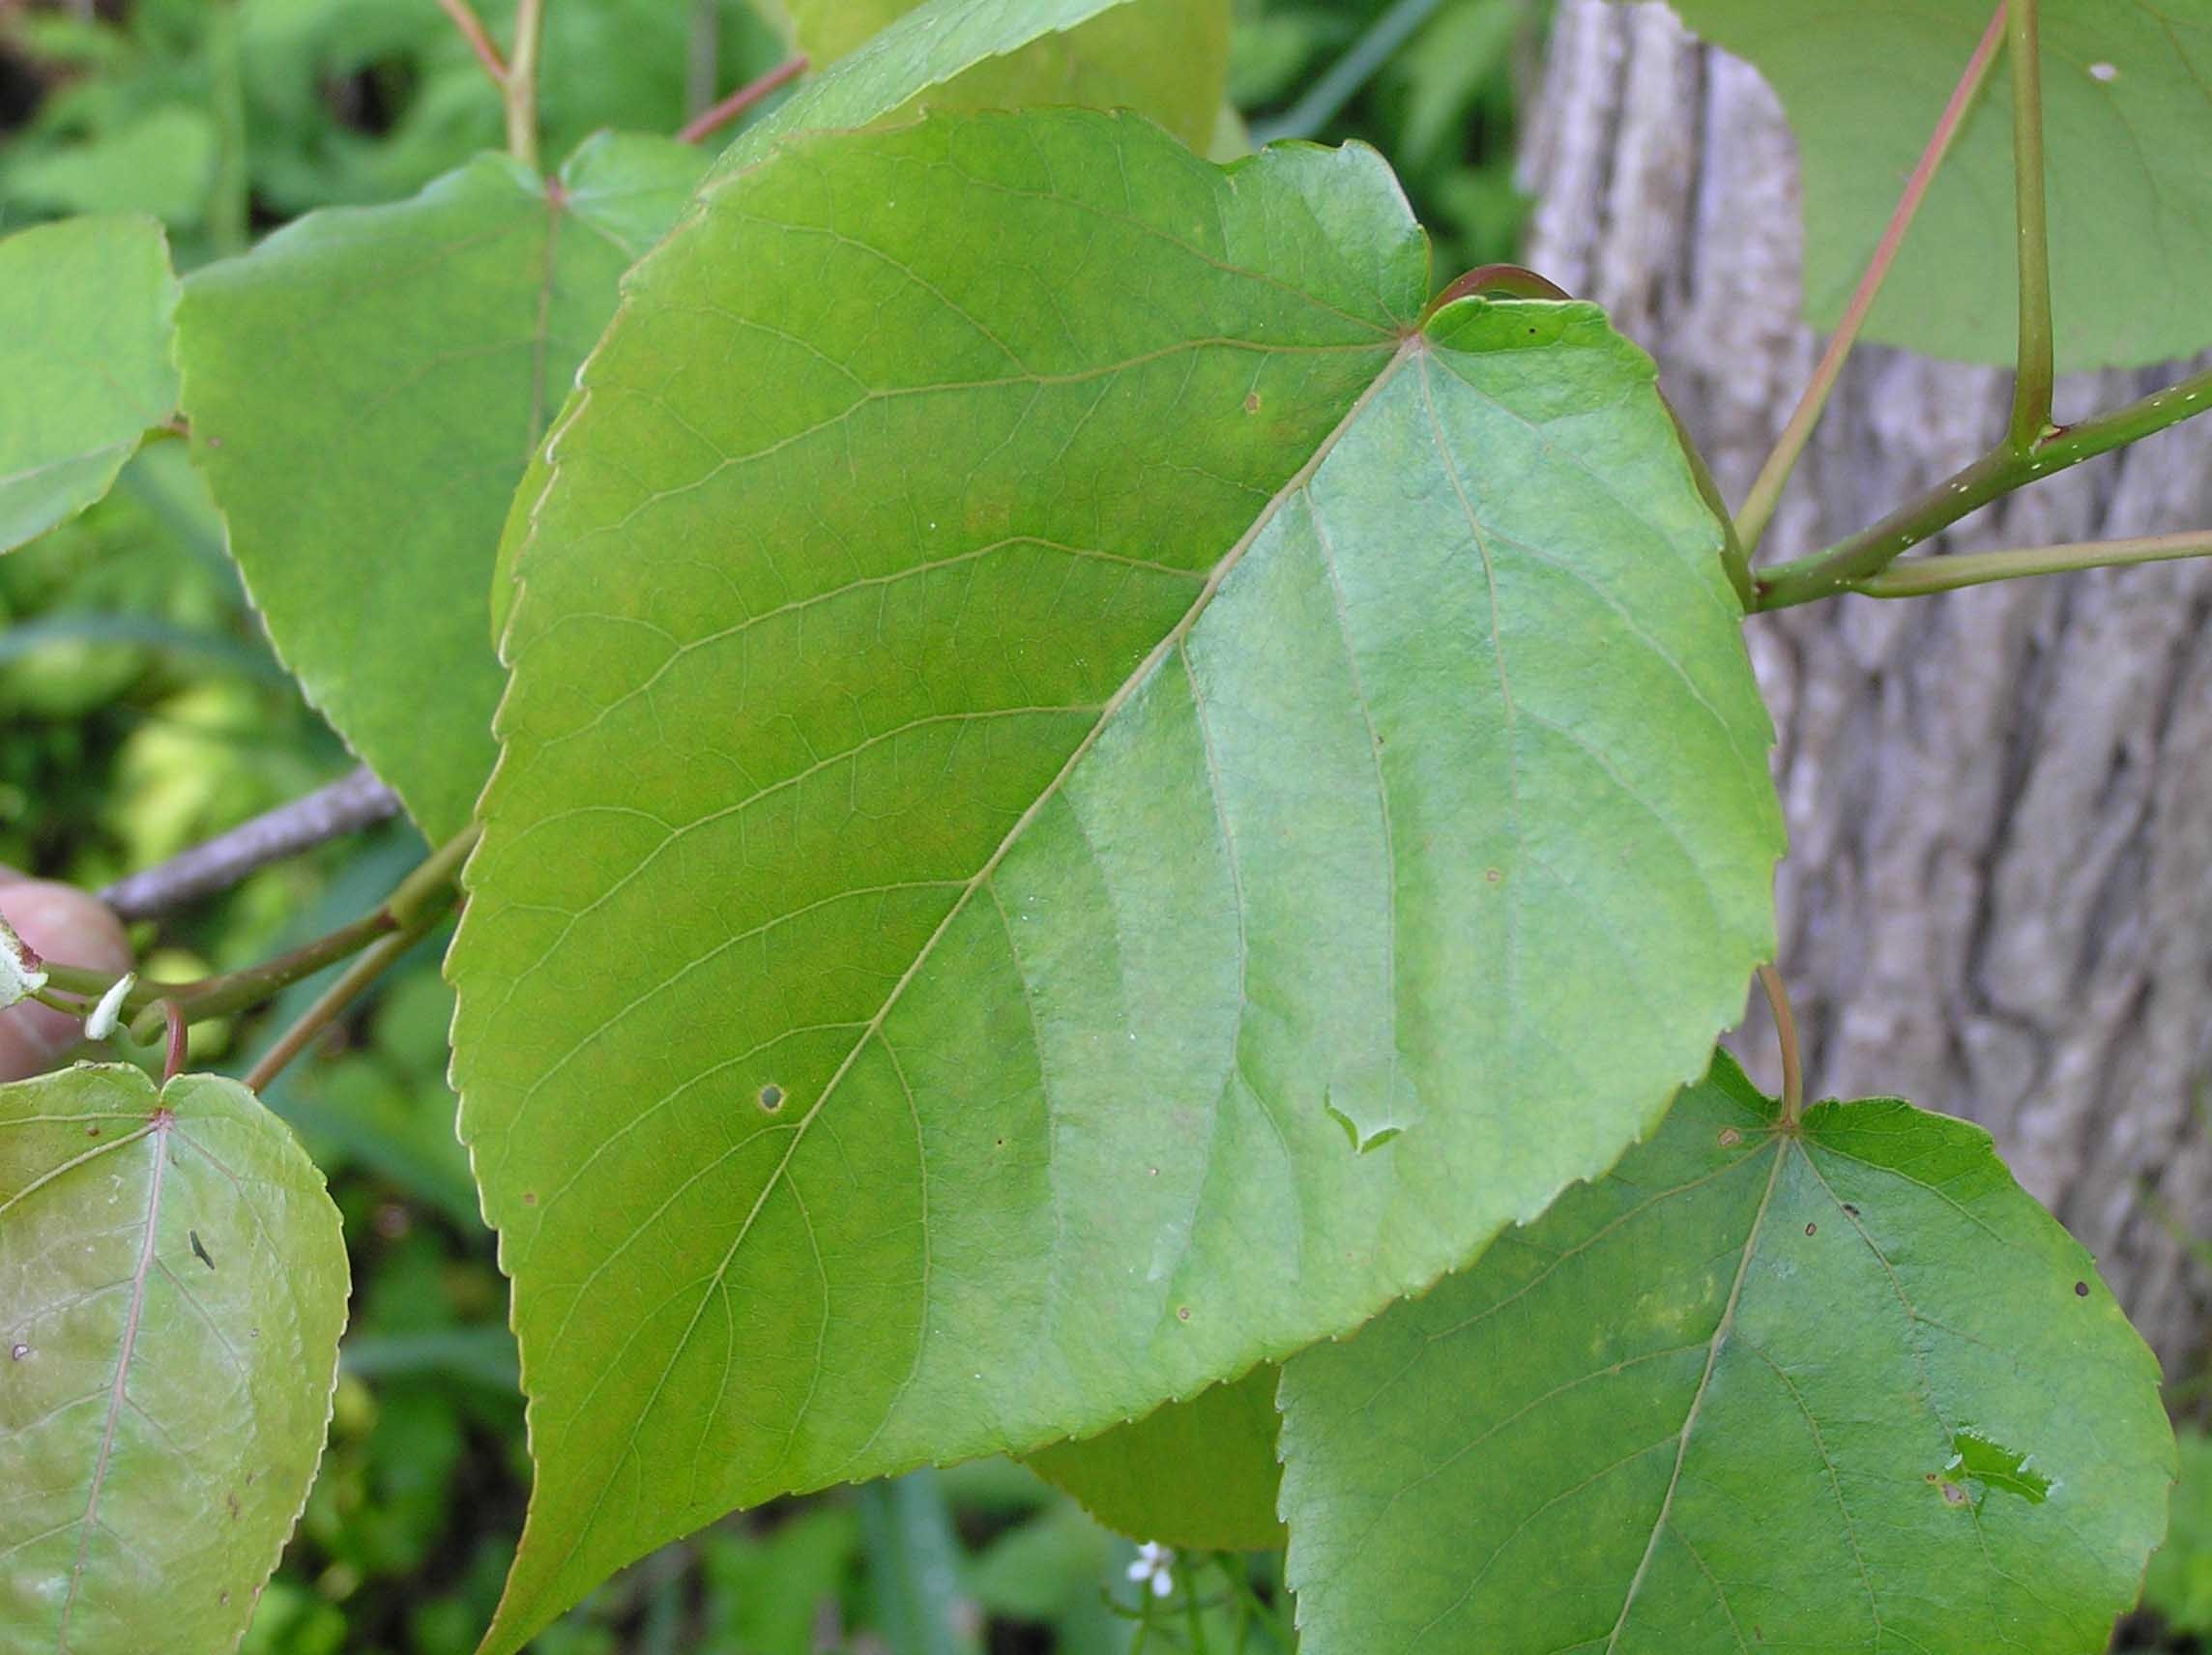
758,1084,786,1113
2074,1280,2089,1297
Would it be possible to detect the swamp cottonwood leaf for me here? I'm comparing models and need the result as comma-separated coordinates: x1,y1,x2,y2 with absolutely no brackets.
1026,1366,1287,1551
0,215,178,554
175,132,710,839
1276,1051,2174,1654
1672,0,2212,370
0,1065,349,1655
451,107,1783,1649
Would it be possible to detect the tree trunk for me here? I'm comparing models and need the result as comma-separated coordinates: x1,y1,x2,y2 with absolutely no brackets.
1522,0,2212,1373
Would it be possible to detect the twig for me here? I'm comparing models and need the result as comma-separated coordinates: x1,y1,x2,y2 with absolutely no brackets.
2005,0,2055,450
1733,3,2004,554
1850,530,2212,597
677,55,808,146
98,765,401,922
436,0,508,84
243,916,435,1093
1752,363,2212,609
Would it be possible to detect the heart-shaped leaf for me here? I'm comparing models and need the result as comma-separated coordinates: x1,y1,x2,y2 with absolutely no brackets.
175,133,711,838
0,215,178,554
451,107,1782,1648
1277,1052,2174,1653
1674,0,2212,370
0,1065,349,1653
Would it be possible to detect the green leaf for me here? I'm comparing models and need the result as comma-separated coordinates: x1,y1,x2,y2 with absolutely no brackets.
1276,1052,2175,1654
487,0,1233,644
451,107,1781,1649
174,133,710,839
0,215,179,555
765,0,1230,152
1026,1366,1286,1551
0,1065,349,1653
1672,0,2212,370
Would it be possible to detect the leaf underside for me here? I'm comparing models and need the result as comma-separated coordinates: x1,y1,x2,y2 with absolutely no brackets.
1674,0,2212,371
450,107,1781,1650
0,215,178,555
767,0,1230,152
175,133,710,839
0,1066,349,1655
1276,1052,2175,1654
1025,1365,1288,1552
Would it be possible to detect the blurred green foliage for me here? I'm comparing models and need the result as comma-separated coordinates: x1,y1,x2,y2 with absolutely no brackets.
0,0,1530,1647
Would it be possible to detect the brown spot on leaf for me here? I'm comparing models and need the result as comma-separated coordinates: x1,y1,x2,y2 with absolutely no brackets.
1484,867,1502,884
521,1190,538,1206
1177,1306,1191,1321
1843,1204,1859,1217
1242,392,1261,414
2075,1281,2090,1297
1804,1222,1817,1236
1717,1127,1741,1147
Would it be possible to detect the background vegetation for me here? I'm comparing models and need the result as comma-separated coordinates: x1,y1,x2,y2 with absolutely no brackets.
3,2,2199,1649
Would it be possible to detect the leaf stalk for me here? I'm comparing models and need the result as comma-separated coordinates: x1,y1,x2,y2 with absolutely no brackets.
1850,530,2212,597
40,828,478,1042
505,0,547,169
677,55,808,146
2005,0,2056,451
436,0,509,84
1732,4,2004,554
1758,964,1803,1129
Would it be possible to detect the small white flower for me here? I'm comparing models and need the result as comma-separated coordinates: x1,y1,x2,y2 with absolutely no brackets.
84,973,135,1042
1126,1540,1175,1599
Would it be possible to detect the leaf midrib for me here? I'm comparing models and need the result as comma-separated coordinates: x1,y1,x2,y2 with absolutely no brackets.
1604,1130,1786,1651
55,1111,171,1652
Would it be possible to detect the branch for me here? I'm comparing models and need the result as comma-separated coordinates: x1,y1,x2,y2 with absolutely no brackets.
435,0,508,84
677,55,807,146
1850,530,2212,597
98,765,401,922
2005,0,2055,450
1751,363,2212,609
1732,3,2005,554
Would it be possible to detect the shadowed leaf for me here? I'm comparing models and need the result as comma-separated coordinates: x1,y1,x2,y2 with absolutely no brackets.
1277,1052,2175,1653
0,216,178,554
1674,0,2212,369
176,134,711,838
